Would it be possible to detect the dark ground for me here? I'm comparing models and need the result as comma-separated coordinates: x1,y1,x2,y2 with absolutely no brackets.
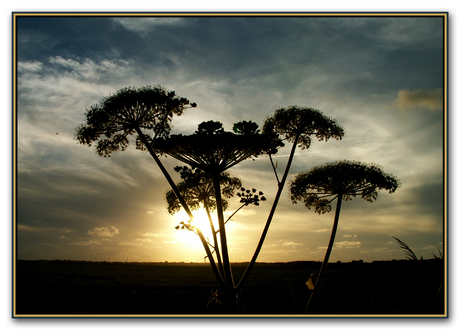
14,259,445,316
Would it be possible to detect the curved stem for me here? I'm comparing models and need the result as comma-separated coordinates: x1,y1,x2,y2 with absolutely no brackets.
136,129,224,288
305,193,343,313
237,136,299,290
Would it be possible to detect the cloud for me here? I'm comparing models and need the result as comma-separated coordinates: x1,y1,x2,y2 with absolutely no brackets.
343,234,358,238
334,241,362,249
88,226,120,237
142,232,160,238
18,224,47,232
317,241,361,250
281,241,304,246
120,241,143,246
135,238,153,243
392,88,443,111
18,61,43,72
370,17,443,49
68,240,101,247
112,17,186,36
46,56,130,82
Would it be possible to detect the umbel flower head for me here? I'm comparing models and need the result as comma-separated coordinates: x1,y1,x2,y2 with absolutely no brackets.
155,120,282,175
262,106,345,150
75,85,196,157
290,160,400,214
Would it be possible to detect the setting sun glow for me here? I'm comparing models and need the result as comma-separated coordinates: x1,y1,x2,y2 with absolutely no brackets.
173,208,214,250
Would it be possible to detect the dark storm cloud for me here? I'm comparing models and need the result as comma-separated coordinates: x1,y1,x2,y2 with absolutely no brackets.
17,16,444,122
18,16,443,87
128,16,444,94
17,17,143,62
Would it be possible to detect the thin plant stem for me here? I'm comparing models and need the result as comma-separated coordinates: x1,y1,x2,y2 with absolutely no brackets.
136,128,224,287
212,172,239,311
269,154,280,184
212,173,234,289
236,136,299,290
204,201,224,276
216,204,245,234
305,193,343,313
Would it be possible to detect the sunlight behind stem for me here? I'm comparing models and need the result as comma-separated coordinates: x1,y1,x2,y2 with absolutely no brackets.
173,208,214,248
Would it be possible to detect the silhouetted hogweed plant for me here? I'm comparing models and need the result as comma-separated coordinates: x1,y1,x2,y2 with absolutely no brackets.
77,86,348,312
289,160,400,313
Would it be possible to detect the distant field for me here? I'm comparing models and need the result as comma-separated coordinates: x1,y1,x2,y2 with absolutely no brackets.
14,259,445,316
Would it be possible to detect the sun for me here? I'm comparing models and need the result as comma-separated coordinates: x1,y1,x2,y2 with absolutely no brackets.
173,208,214,249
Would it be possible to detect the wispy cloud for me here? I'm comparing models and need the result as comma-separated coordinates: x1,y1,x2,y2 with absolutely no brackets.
135,238,153,243
334,241,362,249
68,240,101,247
112,17,187,36
120,241,143,246
142,233,160,238
88,226,120,237
281,241,304,247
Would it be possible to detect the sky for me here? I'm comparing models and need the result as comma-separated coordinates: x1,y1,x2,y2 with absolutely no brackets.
14,13,446,264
